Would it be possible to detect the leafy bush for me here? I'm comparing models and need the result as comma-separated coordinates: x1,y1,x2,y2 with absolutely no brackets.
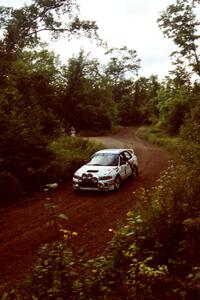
138,126,181,152
156,85,190,136
46,136,103,182
30,241,77,300
69,255,114,300
0,135,103,205
104,155,200,299
23,135,103,190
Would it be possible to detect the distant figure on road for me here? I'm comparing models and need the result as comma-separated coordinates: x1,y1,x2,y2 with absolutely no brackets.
70,126,76,137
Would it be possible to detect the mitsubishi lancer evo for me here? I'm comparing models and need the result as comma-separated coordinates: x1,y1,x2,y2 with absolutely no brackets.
72,148,138,191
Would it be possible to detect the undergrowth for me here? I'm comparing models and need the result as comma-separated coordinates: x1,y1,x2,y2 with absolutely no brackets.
137,126,181,152
1,131,200,299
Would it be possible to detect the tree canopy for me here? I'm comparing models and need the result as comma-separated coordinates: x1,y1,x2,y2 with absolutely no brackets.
0,0,99,52
158,0,200,78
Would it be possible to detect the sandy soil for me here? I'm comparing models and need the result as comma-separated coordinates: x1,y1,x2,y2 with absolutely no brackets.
0,127,170,291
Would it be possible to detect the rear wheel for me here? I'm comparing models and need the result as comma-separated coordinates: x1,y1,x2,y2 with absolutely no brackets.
114,176,121,190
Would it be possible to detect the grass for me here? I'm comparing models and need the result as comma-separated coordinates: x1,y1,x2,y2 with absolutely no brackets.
137,125,181,153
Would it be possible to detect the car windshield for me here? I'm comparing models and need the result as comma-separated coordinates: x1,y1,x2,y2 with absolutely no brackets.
88,153,118,166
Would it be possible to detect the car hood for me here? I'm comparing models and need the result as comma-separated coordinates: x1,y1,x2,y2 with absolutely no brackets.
75,164,118,177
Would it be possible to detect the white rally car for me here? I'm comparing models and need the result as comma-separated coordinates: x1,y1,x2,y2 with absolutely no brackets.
73,148,138,191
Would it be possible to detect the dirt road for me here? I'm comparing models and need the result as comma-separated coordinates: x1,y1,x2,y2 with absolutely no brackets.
0,127,169,290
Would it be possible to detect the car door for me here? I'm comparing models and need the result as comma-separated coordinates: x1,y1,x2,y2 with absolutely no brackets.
119,153,128,179
123,151,133,176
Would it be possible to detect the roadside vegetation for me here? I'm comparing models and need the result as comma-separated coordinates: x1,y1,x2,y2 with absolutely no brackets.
137,126,181,152
0,0,200,299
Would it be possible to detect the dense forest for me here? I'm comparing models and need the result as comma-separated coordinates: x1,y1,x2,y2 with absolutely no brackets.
0,0,200,299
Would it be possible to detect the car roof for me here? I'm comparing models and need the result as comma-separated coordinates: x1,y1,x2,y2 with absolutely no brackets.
95,149,132,155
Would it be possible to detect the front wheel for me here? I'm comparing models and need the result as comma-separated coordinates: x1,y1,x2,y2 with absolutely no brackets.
114,176,121,190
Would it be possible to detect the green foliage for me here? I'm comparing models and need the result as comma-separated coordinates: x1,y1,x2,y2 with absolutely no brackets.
16,135,103,193
138,126,181,152
156,84,190,136
132,75,160,125
158,0,200,78
106,149,200,298
77,256,115,300
0,0,104,206
180,84,200,144
105,46,141,83
46,135,103,182
25,243,115,300
30,241,77,299
62,50,116,131
0,0,99,52
0,85,52,192
0,45,108,205
0,48,63,198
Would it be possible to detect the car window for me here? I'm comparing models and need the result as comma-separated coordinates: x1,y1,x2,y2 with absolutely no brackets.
120,153,127,165
88,153,119,166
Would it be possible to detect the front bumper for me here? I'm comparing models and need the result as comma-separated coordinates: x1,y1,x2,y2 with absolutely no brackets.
73,177,115,191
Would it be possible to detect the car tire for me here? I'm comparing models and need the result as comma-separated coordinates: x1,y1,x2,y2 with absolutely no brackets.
114,176,121,190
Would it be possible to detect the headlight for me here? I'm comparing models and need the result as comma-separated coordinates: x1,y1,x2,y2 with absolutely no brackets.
92,177,98,183
99,176,113,180
82,173,87,180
